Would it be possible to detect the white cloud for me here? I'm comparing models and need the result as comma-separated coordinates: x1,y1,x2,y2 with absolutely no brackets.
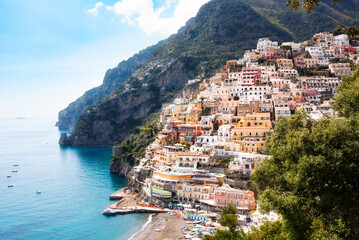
87,8,98,15
87,2,105,16
95,2,104,8
106,0,210,35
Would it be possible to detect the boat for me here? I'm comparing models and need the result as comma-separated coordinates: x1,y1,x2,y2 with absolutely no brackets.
102,209,116,216
7,176,11,178
12,170,17,173
37,190,41,194
8,185,14,188
13,165,19,167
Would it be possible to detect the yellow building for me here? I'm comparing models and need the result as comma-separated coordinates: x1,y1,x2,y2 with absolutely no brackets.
177,184,213,203
277,58,294,69
230,113,272,153
238,137,266,153
231,112,271,129
185,108,202,125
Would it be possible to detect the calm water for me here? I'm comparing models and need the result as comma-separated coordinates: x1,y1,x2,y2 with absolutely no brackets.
0,118,148,240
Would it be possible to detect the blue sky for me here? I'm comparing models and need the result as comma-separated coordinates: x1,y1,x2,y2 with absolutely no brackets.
0,0,209,117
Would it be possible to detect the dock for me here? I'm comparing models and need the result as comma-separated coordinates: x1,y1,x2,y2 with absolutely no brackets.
109,188,127,200
103,205,169,216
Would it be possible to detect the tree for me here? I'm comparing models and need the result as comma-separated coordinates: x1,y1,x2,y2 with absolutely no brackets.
220,214,239,233
233,96,240,101
204,229,243,240
286,0,339,12
204,205,241,239
251,110,359,239
333,68,359,117
242,221,288,240
345,26,359,40
331,25,346,36
219,204,238,232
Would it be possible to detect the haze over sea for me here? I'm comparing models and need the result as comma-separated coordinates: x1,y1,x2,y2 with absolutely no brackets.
0,117,148,240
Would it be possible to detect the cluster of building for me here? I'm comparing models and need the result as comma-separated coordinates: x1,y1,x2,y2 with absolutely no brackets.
131,32,358,228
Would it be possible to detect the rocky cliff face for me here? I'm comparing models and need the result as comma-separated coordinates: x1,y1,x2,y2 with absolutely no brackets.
110,146,135,178
58,44,159,130
60,57,196,146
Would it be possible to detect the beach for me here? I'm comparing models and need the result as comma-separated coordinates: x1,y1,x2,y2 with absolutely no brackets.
132,212,187,240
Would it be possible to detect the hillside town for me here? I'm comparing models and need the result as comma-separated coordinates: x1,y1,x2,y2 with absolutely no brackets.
105,32,359,239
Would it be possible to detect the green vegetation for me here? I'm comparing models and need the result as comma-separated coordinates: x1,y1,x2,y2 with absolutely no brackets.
150,186,171,195
333,68,359,117
287,0,340,12
181,142,191,149
205,205,241,240
241,221,288,240
214,159,231,168
247,0,359,42
58,44,158,130
112,113,161,166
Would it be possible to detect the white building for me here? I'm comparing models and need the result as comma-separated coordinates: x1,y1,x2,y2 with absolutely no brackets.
305,46,329,65
301,76,340,94
329,63,352,77
281,42,302,51
331,34,349,46
257,38,278,52
229,152,267,175
218,125,233,142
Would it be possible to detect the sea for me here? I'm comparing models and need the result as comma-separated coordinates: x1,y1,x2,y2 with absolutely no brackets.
0,118,148,240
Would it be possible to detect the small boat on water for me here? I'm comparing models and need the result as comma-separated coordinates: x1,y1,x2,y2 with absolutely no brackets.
12,170,17,173
36,190,41,194
13,165,19,167
8,185,14,188
7,176,11,178
102,209,116,216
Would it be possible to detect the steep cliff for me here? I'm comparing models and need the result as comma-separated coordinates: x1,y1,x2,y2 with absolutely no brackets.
60,0,359,145
58,44,160,130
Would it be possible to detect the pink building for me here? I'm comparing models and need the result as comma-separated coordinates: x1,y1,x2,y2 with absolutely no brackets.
214,187,256,210
264,48,282,60
213,87,231,101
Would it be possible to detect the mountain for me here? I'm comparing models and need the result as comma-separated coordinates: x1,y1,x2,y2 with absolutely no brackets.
58,44,159,130
59,0,359,146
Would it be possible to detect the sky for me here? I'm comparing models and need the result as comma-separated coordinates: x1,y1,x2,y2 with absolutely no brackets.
0,0,209,118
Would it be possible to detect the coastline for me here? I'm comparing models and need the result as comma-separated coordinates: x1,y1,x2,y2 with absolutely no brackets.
130,212,186,240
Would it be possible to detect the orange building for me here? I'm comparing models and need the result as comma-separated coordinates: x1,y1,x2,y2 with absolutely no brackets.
214,187,256,210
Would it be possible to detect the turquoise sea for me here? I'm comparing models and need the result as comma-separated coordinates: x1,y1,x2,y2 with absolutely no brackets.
0,118,148,240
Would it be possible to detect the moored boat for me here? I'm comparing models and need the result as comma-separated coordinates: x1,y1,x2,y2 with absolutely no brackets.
102,209,116,216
